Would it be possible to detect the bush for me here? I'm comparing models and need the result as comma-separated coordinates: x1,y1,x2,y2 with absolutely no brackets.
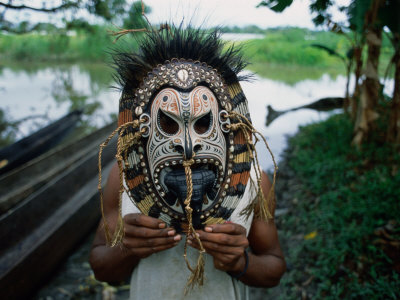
277,114,400,299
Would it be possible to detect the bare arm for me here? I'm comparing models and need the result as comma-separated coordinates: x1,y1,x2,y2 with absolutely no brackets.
89,163,181,283
189,171,286,287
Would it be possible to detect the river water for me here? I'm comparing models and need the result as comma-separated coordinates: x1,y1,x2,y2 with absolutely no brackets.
0,62,346,171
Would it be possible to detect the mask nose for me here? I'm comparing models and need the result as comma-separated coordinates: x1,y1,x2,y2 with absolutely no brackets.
173,137,201,158
183,124,193,160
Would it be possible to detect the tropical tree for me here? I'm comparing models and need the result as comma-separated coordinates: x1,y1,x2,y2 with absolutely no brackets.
345,0,400,145
350,0,384,145
258,0,400,147
0,0,127,33
383,0,400,143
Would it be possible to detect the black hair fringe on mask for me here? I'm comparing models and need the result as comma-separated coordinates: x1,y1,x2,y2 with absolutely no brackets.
112,23,251,96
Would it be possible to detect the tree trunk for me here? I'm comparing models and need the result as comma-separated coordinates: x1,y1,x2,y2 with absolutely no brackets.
387,49,400,144
344,59,353,114
352,0,383,146
351,46,363,120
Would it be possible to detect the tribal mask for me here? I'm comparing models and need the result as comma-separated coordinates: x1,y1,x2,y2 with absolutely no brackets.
104,27,273,234
118,59,251,232
145,85,228,229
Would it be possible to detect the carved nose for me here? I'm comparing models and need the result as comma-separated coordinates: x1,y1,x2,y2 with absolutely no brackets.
193,144,202,153
184,125,193,160
174,144,184,154
174,143,201,157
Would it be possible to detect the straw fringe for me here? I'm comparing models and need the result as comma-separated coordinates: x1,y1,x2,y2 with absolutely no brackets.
98,120,145,246
227,111,278,221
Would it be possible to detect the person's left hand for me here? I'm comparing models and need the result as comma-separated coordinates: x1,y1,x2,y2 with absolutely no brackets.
188,222,249,273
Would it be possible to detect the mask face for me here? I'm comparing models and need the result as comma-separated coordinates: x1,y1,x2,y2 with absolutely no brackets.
119,59,252,232
145,86,227,227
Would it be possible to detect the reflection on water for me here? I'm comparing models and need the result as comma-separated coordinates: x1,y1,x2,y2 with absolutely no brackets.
246,62,345,85
243,74,345,170
0,62,347,170
0,63,119,139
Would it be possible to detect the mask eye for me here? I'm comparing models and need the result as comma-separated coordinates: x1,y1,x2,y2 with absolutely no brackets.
194,111,212,135
158,110,179,135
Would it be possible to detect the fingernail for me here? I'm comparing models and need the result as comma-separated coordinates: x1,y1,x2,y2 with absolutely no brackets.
174,235,181,241
167,230,175,236
205,226,212,232
159,223,166,229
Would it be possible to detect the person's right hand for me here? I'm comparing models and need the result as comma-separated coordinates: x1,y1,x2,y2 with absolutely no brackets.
122,213,181,258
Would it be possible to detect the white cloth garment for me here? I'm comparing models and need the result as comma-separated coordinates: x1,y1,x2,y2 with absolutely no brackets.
121,169,256,300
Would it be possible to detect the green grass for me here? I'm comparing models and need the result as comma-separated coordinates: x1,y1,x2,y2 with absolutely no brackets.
242,28,346,67
0,25,139,62
240,27,393,76
277,114,400,299
0,27,394,72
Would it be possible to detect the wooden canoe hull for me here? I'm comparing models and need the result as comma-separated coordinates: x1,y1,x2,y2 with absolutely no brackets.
0,123,118,299
0,122,116,214
0,110,82,176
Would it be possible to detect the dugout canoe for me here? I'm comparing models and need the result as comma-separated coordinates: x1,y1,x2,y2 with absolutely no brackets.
0,122,117,214
0,110,82,176
0,122,118,299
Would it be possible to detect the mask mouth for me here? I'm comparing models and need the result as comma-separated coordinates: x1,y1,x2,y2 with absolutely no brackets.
153,158,224,226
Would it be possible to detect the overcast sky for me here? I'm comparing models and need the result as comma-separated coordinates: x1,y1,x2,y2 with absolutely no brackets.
141,0,349,29
6,0,350,29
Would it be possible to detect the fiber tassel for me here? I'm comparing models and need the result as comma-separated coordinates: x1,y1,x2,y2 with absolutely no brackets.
98,120,144,246
185,250,205,294
182,159,206,292
111,214,125,247
228,111,278,222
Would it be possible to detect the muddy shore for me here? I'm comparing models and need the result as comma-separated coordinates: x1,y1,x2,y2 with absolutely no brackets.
34,147,298,300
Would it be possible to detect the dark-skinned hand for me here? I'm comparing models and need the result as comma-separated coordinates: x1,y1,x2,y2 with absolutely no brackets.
188,222,249,274
122,213,181,258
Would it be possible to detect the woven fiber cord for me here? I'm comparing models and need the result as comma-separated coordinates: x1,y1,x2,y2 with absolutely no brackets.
182,159,206,293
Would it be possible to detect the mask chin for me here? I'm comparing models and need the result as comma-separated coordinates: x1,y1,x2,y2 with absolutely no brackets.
164,168,215,229
153,157,223,227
